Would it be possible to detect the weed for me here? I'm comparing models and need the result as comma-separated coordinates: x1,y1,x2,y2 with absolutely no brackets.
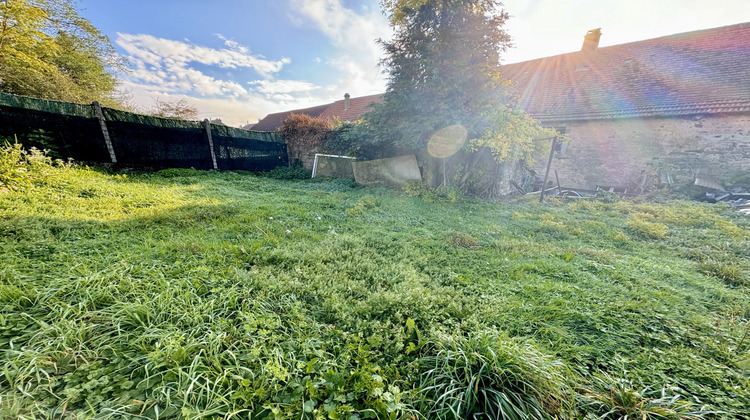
447,230,479,248
417,332,570,420
345,195,378,217
402,180,438,202
154,167,204,178
578,373,708,419
698,260,746,287
0,142,63,191
626,217,670,239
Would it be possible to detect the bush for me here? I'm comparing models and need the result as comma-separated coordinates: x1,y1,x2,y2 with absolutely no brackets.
279,114,333,163
0,142,59,191
416,332,570,420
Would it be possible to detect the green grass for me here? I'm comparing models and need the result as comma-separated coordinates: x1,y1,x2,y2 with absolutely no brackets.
1,151,749,419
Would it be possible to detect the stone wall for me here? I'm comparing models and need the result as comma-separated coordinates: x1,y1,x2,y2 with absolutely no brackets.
287,143,319,170
535,113,750,189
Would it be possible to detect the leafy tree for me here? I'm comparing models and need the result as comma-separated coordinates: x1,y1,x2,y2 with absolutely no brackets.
0,0,122,105
380,0,498,25
368,0,556,196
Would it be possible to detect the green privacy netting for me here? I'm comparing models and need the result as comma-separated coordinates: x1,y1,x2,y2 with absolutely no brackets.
0,92,287,170
0,92,96,118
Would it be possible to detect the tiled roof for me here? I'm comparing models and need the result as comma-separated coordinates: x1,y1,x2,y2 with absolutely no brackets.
500,22,750,122
250,23,750,128
318,93,384,122
251,94,384,131
251,103,331,131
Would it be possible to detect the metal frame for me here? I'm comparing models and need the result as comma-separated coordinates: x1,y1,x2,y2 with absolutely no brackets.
311,153,356,178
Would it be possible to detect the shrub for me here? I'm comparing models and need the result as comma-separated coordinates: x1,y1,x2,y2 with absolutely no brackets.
279,114,333,163
0,142,58,191
416,332,570,420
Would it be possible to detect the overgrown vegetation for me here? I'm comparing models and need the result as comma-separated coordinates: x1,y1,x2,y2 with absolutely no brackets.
1,150,749,418
0,0,124,106
279,113,334,165
364,0,556,196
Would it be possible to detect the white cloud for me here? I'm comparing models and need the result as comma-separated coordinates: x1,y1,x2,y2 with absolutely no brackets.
288,0,390,96
113,2,394,127
115,33,332,126
249,80,318,95
117,33,288,76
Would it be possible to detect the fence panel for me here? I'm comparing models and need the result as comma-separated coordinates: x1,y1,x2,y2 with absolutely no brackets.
0,94,110,161
0,92,287,171
211,125,287,171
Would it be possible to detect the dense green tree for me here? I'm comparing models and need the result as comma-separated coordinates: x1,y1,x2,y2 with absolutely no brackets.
0,0,122,104
368,0,555,195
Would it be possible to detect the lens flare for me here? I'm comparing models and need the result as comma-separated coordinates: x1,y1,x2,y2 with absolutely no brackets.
427,124,468,158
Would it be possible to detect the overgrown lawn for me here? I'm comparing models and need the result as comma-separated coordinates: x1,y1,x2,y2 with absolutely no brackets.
1,155,748,419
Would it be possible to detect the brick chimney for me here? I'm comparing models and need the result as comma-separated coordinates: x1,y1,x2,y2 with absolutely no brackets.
344,93,351,110
581,28,602,52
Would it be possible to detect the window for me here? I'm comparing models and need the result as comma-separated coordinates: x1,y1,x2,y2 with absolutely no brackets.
552,127,569,158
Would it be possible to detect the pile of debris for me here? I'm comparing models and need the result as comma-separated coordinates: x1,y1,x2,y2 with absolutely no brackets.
696,175,750,216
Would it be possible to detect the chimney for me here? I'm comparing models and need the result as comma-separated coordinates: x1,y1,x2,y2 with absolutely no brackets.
581,28,602,52
344,93,351,110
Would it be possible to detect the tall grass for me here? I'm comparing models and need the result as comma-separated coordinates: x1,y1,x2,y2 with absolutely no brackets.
1,147,748,418
417,332,570,419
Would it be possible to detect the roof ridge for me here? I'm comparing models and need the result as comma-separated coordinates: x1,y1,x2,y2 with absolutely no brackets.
502,21,750,66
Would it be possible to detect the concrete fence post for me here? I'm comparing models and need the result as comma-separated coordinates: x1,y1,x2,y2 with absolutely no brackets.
91,101,117,163
204,119,218,170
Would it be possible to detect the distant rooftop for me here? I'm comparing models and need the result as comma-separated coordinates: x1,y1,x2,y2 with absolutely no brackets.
250,22,750,130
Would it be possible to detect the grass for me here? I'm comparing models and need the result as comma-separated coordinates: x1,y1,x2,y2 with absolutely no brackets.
1,147,749,419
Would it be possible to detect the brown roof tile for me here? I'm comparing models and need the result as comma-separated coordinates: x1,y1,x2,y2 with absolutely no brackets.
250,23,750,129
500,22,750,121
251,103,332,131
318,93,384,122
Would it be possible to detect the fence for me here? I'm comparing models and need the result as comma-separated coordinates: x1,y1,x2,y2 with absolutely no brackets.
0,92,287,171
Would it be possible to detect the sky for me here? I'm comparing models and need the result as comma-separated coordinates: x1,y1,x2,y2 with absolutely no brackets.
77,0,750,127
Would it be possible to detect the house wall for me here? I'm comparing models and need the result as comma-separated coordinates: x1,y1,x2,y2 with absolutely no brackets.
538,113,750,190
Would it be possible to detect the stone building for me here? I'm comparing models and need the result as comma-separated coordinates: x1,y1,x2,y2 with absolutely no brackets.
251,23,750,189
502,23,750,190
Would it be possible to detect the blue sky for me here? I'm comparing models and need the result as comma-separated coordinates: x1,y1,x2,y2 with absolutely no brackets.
78,0,750,127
